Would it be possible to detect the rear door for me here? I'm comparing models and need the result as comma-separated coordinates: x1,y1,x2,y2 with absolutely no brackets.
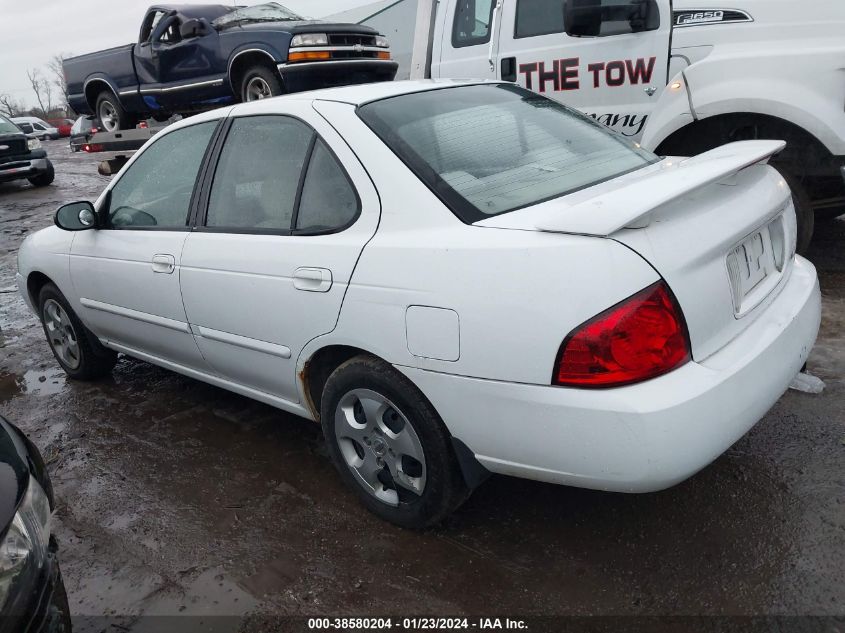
432,0,502,80
494,0,671,139
70,120,219,370
179,103,380,403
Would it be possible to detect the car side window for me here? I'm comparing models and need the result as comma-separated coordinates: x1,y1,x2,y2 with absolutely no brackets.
107,122,216,229
206,116,313,231
296,140,359,232
515,0,565,38
452,0,496,47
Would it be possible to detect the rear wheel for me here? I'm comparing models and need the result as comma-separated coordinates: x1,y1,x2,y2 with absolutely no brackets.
96,90,132,132
321,355,468,528
38,283,117,380
240,65,284,102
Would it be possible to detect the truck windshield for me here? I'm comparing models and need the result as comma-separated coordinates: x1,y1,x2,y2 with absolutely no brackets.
357,84,658,223
0,116,21,135
212,2,303,28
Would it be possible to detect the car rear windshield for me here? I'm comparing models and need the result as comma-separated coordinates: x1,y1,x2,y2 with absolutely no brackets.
357,84,658,222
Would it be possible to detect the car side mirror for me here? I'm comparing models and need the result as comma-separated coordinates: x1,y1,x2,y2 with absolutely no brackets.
55,201,98,231
180,18,208,38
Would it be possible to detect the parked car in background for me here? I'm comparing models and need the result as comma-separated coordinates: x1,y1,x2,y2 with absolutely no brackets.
47,119,75,138
0,414,71,633
0,114,55,187
11,118,60,141
18,81,820,528
63,2,398,131
69,116,98,152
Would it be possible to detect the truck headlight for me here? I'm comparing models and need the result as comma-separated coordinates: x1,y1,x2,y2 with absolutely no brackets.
375,35,389,48
27,138,41,151
291,33,328,47
0,478,51,614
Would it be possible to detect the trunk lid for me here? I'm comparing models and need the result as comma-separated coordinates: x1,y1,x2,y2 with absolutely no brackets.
476,141,796,360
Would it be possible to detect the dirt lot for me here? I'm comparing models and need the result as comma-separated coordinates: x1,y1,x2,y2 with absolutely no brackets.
1,141,843,628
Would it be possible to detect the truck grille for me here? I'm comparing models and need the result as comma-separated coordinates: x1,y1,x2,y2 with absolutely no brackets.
328,34,377,47
0,139,26,158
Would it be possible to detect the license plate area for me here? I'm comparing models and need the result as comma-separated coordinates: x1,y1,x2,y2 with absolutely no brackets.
726,216,788,317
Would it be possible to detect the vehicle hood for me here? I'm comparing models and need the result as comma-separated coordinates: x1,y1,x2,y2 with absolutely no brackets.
0,133,26,143
233,21,379,35
0,416,30,537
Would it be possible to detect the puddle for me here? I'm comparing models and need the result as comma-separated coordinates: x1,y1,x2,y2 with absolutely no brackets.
0,367,66,402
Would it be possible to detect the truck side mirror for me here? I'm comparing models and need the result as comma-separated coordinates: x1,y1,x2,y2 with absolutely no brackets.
55,201,99,231
180,18,209,39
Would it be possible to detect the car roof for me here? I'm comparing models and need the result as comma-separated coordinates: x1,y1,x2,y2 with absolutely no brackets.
150,4,234,20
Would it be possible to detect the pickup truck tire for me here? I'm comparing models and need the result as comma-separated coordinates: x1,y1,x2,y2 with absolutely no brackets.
96,90,133,132
240,65,283,102
775,169,814,255
28,161,55,187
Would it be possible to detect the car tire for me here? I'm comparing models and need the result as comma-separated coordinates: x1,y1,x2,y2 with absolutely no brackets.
38,283,117,381
240,65,284,102
321,354,469,529
96,90,133,132
774,168,814,255
28,161,55,187
815,208,844,223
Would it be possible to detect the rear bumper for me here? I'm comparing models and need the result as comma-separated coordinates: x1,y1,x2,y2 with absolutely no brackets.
399,256,821,493
0,157,51,183
277,59,398,92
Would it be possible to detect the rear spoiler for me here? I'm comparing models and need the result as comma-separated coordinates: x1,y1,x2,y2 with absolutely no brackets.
534,140,786,237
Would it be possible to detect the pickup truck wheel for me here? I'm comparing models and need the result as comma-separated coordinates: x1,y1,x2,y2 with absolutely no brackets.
28,161,55,187
96,91,132,132
774,169,814,255
241,66,283,102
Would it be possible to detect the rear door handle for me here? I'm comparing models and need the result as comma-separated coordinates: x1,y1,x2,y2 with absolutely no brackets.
293,267,332,292
151,253,175,274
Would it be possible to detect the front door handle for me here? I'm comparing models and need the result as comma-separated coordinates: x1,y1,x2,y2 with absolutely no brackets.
152,253,175,274
293,267,332,292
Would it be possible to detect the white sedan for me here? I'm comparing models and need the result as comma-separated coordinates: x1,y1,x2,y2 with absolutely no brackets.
17,80,820,527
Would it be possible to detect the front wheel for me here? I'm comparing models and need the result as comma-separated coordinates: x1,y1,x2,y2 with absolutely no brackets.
240,65,284,102
38,283,117,380
321,355,469,529
774,168,814,255
28,161,54,187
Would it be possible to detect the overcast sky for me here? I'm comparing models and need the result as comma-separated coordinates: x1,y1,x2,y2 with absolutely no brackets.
0,0,371,109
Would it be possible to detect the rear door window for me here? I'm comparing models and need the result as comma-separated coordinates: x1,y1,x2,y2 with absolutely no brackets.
515,0,565,38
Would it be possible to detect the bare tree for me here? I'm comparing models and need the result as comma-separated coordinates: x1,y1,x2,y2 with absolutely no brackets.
47,54,73,115
0,93,23,117
26,68,54,118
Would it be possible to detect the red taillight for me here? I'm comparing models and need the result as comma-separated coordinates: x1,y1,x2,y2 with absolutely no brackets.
554,281,690,388
83,143,104,153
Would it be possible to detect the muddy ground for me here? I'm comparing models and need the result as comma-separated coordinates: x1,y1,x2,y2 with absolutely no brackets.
0,141,843,629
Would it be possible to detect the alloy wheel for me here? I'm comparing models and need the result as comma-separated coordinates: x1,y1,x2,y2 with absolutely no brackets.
98,101,118,132
334,388,427,507
43,299,81,370
244,76,272,101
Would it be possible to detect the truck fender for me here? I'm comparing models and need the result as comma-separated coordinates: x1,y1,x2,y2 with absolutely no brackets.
643,49,845,157
227,44,286,93
82,74,123,112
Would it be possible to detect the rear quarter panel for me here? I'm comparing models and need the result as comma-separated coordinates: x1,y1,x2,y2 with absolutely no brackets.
303,101,660,386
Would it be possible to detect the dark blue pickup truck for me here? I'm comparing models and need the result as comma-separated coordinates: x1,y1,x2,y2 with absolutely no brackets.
63,2,398,131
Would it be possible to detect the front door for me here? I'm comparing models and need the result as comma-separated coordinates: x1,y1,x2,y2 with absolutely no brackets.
495,0,672,139
70,120,219,371
179,105,379,403
432,0,502,80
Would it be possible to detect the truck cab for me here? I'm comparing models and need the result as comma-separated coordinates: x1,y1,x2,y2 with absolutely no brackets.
422,0,845,250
